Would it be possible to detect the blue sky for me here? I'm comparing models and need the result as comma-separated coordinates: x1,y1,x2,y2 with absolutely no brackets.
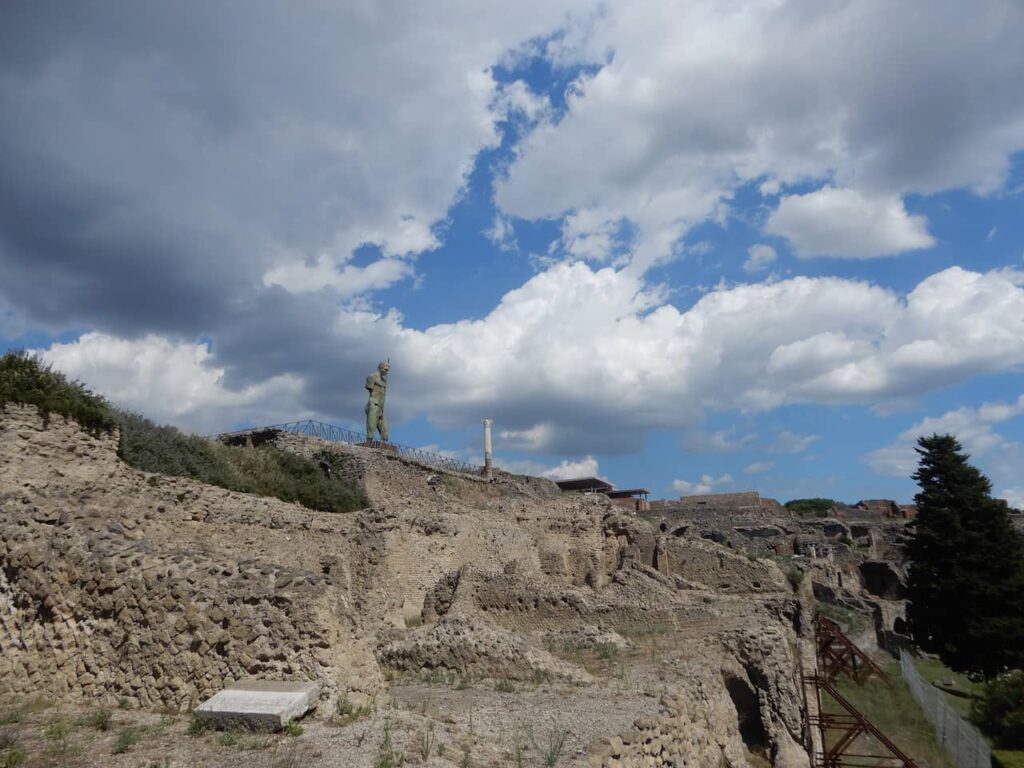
2,1,1023,506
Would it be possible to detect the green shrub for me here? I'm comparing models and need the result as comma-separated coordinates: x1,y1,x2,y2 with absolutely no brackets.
112,727,140,754
785,567,804,591
1,352,367,513
283,720,303,737
116,412,245,490
0,351,116,435
225,444,367,513
784,498,841,516
117,412,367,513
973,670,1024,748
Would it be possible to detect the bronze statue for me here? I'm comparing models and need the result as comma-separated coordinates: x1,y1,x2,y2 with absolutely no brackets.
364,360,390,441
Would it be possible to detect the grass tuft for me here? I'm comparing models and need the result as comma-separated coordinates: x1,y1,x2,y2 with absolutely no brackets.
416,725,436,762
532,722,569,767
217,730,240,748
494,679,517,693
374,719,405,768
187,716,209,737
112,727,140,755
0,732,27,768
334,695,373,725
81,707,112,732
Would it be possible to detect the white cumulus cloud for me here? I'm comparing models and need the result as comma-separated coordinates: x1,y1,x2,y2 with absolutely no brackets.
866,394,1024,478
743,244,777,273
672,473,734,495
770,431,821,454
36,333,304,433
541,456,600,481
36,265,1024,457
765,187,935,259
1000,488,1024,510
497,1,1024,270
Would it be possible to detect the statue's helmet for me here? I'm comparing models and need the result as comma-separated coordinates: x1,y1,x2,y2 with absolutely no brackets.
378,360,390,372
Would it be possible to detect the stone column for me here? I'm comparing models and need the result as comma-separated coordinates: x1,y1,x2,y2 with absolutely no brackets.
482,418,493,479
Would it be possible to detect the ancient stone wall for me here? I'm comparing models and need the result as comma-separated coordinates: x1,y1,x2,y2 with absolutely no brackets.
1,404,812,767
0,405,392,709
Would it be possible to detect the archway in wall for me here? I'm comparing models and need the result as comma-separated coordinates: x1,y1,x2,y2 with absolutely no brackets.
723,673,768,757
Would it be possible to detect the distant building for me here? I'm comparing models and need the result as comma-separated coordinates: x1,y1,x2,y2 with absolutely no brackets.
677,491,765,510
605,488,651,513
852,499,899,517
554,477,650,513
670,491,784,515
837,500,916,520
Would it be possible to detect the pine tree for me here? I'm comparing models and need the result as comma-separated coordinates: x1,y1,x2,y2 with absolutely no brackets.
906,434,1024,676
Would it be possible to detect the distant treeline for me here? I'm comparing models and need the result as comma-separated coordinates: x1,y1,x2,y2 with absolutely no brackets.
0,350,368,513
783,497,841,516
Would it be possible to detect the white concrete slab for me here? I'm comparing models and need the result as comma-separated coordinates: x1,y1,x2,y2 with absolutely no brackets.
193,679,320,731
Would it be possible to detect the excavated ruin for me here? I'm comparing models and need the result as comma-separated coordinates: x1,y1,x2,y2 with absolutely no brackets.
0,404,814,767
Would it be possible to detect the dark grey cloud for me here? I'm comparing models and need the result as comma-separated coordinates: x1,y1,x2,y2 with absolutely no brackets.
0,0,579,342
12,1,1024,462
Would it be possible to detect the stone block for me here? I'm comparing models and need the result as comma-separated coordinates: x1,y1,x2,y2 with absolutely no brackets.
193,679,319,730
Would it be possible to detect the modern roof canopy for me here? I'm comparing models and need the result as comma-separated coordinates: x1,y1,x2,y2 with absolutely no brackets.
554,477,614,493
554,478,649,498
605,488,650,499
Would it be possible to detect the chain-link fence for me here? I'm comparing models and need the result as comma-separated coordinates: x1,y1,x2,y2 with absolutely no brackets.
899,651,991,768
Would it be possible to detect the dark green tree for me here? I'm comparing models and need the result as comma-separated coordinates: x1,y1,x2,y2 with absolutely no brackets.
972,670,1024,748
906,434,1024,676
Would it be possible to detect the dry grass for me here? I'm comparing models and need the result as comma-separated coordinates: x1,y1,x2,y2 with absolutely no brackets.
820,658,955,768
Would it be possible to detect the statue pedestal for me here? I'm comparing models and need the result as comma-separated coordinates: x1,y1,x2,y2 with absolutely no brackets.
357,440,398,453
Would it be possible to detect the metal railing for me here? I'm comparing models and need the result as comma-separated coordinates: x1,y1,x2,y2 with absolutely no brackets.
217,419,482,476
899,651,991,768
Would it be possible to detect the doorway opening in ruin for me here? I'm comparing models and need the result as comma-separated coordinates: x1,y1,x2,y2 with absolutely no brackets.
724,674,769,756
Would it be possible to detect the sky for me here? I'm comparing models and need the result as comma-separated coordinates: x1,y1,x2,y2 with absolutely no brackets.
2,1,1024,506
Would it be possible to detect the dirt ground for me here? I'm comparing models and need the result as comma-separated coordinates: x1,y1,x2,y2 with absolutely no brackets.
0,637,675,768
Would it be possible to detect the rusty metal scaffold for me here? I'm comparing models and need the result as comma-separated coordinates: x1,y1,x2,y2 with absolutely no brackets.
815,615,891,687
803,614,920,767
805,672,921,768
